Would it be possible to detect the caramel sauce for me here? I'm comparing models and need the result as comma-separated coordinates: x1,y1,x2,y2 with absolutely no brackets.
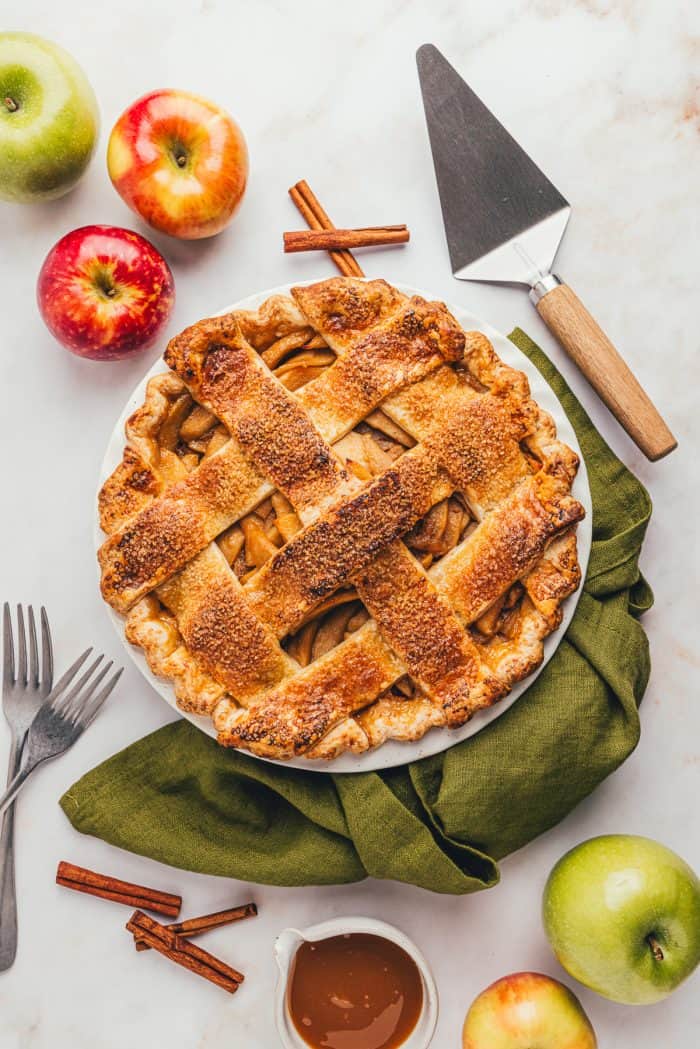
287,932,423,1049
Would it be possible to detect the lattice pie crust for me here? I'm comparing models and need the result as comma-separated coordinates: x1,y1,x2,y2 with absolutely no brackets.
98,278,584,761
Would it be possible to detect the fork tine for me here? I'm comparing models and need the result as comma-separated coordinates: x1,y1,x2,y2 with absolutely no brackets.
16,605,27,687
66,660,113,721
2,602,14,689
55,655,104,716
28,605,39,687
76,667,123,728
63,658,109,721
45,648,93,707
40,607,53,689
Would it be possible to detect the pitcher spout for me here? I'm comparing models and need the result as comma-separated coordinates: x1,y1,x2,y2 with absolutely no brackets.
274,927,304,974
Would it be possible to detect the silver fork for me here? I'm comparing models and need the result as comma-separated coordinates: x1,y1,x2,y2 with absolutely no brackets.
0,648,122,818
1,604,53,971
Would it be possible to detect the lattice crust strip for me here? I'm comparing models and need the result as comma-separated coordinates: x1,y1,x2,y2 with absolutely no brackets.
98,278,584,760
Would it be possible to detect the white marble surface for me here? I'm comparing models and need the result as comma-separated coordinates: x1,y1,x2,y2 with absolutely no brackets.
0,1,698,1045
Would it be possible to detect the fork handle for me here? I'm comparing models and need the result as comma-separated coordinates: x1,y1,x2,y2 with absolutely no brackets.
0,738,22,970
0,759,39,819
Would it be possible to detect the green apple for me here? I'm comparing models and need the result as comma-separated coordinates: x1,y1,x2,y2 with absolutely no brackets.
543,834,700,1004
0,31,98,202
462,972,597,1049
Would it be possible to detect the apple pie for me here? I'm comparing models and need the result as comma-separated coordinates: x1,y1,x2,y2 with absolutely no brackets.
98,278,584,761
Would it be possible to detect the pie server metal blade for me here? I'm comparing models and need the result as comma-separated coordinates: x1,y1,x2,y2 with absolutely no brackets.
416,43,676,462
416,42,569,286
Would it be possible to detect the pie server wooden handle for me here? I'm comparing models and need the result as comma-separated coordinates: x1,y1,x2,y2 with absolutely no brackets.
531,279,677,461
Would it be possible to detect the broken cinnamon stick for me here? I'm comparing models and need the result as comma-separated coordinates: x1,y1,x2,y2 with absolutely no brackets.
126,910,244,993
134,902,257,952
56,861,181,918
284,226,409,253
288,180,364,277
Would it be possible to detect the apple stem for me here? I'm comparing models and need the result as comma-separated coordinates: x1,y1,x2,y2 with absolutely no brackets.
3,96,18,113
176,154,187,168
647,934,664,962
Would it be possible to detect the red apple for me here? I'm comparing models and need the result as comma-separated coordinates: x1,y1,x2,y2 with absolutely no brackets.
462,972,597,1049
107,89,248,239
37,224,174,360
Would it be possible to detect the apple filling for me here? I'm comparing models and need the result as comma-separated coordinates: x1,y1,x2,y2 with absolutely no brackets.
147,326,530,684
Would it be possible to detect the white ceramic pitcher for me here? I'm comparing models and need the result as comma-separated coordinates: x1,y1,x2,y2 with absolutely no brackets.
273,915,439,1049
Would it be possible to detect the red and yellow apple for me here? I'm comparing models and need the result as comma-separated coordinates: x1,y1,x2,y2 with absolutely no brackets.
107,89,248,239
462,972,597,1049
37,224,174,360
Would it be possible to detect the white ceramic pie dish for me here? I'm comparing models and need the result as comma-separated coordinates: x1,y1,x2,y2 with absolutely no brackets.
95,279,592,773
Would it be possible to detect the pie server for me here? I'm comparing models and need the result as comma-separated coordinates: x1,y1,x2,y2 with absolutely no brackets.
416,43,676,461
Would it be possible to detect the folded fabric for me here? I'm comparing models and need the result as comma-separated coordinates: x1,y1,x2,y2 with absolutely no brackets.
61,329,653,894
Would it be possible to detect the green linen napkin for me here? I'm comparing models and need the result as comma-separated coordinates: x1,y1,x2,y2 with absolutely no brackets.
61,329,653,895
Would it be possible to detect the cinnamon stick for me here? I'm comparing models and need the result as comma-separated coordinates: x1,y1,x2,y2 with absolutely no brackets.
288,180,365,277
56,861,181,918
134,902,257,952
284,226,409,253
126,910,244,993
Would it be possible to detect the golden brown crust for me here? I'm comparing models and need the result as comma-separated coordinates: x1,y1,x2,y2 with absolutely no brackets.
523,529,582,628
291,278,405,350
157,545,295,701
431,474,584,626
357,693,446,749
124,597,226,717
164,314,354,517
295,292,466,442
98,285,464,611
244,447,449,637
213,622,403,758
98,276,585,761
98,372,189,535
355,543,500,719
99,442,267,614
235,294,309,349
98,446,162,536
